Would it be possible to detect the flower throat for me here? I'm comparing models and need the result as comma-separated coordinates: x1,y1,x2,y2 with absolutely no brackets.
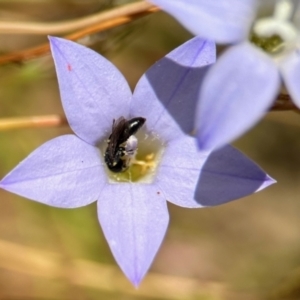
103,117,164,183
250,0,299,56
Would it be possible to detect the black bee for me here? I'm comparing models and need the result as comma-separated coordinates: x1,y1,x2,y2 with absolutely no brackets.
104,117,146,173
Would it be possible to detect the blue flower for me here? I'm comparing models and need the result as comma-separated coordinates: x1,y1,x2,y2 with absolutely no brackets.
149,0,300,150
0,36,275,286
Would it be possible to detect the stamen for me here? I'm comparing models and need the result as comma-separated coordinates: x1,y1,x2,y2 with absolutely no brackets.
132,153,156,175
253,19,297,44
274,0,293,21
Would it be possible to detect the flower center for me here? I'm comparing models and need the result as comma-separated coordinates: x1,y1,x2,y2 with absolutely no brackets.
100,118,165,184
250,0,299,56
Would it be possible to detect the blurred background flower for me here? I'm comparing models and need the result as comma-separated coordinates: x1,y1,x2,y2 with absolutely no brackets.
149,0,300,152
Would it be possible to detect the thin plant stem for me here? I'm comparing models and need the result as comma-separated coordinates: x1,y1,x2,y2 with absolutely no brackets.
0,94,298,131
0,2,159,65
0,115,67,131
0,1,157,35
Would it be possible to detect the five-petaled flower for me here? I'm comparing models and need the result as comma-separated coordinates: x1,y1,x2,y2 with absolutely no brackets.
149,0,300,151
0,36,275,286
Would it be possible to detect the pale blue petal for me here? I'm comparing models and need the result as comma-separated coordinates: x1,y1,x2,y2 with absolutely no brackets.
156,137,275,208
0,135,105,208
49,36,132,146
194,145,276,206
196,42,280,151
131,37,215,142
155,135,209,208
97,183,169,286
280,47,300,108
148,0,257,43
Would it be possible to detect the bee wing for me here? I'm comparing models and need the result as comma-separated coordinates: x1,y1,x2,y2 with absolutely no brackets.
107,117,127,158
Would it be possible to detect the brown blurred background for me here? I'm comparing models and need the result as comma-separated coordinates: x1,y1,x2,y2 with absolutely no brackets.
0,1,299,299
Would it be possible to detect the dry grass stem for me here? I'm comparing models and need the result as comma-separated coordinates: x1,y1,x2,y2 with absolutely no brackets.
0,1,157,35
0,115,67,131
0,2,159,65
0,94,299,131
